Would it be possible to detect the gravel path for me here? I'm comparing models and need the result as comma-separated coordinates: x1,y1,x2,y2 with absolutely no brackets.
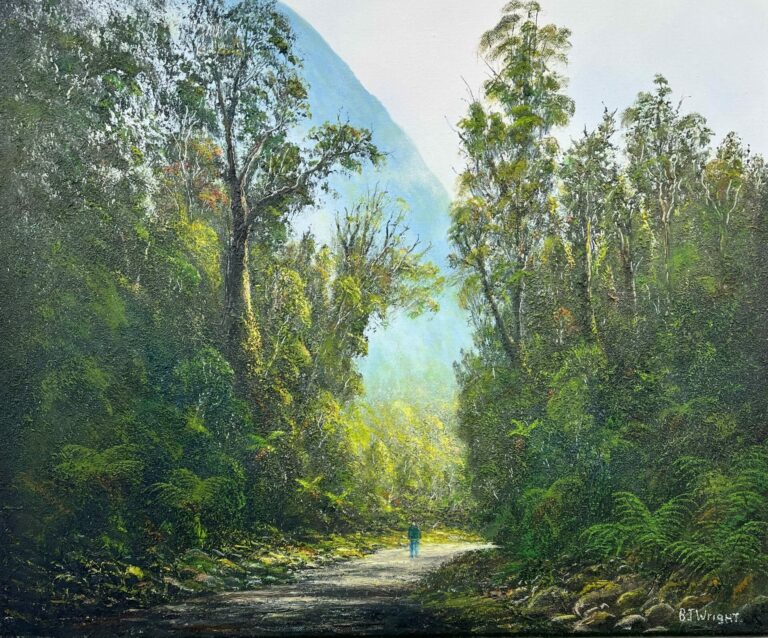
71,541,490,636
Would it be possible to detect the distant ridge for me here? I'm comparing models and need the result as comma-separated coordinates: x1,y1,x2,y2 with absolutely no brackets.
280,4,471,404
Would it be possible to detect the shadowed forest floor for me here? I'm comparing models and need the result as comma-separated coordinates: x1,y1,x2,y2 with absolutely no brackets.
65,542,490,637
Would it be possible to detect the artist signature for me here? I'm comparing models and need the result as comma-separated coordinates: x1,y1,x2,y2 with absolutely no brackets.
679,608,740,625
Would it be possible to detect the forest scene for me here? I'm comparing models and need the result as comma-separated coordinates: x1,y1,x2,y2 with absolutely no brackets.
1,0,767,636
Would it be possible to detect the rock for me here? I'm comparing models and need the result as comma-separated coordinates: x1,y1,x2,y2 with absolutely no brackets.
617,564,632,575
211,549,226,558
221,576,243,589
573,580,622,616
739,595,768,629
574,610,617,632
178,566,199,579
616,573,642,589
645,603,675,626
162,576,195,594
678,594,712,608
617,588,648,611
551,613,579,628
641,597,659,612
193,573,223,589
642,627,668,635
216,557,243,572
614,614,649,632
527,586,573,614
657,579,687,604
564,572,592,592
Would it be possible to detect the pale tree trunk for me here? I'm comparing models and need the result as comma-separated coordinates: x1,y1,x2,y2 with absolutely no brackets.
223,140,261,395
477,256,517,365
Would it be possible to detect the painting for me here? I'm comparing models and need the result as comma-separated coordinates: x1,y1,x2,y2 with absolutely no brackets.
2,0,767,635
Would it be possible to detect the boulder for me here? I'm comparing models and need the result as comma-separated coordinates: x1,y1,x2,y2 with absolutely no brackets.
657,579,687,604
645,603,675,626
574,580,623,616
617,588,648,612
574,610,617,633
678,594,712,608
221,576,243,589
565,572,592,592
739,595,768,629
527,586,573,614
551,613,579,628
193,573,224,589
641,597,659,612
642,627,668,635
614,614,649,632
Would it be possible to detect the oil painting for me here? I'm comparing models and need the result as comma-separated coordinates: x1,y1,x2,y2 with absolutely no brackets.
2,1,767,636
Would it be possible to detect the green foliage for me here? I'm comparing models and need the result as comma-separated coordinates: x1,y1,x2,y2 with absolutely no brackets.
55,445,143,490
340,401,468,526
152,469,244,546
582,451,768,589
452,1,768,603
0,0,456,623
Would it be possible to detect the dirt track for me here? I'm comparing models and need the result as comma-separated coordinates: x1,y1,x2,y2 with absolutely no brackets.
71,541,489,636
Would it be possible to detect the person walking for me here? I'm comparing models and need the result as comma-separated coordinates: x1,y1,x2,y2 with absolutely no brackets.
407,521,421,559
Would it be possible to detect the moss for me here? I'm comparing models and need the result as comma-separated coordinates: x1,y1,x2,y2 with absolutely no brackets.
617,588,648,610
579,579,620,596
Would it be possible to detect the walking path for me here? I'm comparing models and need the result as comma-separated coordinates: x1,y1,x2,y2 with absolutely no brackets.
72,541,490,636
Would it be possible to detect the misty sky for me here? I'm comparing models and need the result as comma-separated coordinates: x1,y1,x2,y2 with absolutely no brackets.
282,0,768,196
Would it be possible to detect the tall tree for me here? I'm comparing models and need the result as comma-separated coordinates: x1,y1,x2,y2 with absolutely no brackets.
450,0,573,365
623,75,711,301
183,0,379,392
560,111,618,338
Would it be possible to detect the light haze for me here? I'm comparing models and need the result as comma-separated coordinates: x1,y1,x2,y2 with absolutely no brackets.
282,0,768,196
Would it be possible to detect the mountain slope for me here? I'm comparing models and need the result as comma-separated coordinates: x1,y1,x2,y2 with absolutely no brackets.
281,4,471,404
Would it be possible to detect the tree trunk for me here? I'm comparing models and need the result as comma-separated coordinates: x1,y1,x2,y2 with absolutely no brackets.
224,180,261,394
575,219,597,339
478,256,517,365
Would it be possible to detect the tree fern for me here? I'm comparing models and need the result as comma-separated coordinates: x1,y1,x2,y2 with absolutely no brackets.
151,469,240,544
151,469,233,513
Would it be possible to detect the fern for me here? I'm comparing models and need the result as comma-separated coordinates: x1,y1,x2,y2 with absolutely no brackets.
151,469,239,545
665,448,768,587
581,522,628,557
667,540,720,577
582,491,694,564
55,444,143,488
672,455,711,490
151,468,232,513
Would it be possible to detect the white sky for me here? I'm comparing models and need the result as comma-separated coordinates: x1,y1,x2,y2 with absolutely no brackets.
282,0,768,196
